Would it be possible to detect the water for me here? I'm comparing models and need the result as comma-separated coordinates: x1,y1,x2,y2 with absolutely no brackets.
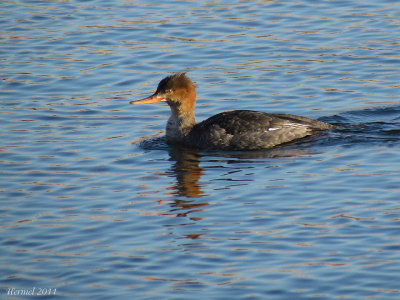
1,0,400,299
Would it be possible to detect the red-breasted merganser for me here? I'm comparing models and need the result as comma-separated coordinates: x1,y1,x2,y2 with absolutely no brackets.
130,73,333,150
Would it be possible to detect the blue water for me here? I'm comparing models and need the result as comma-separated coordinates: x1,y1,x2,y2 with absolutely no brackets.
1,0,400,299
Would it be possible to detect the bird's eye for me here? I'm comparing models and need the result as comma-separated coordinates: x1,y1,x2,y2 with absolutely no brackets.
167,89,174,93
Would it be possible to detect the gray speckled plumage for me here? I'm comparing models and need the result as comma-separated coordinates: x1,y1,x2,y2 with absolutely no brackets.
185,110,333,150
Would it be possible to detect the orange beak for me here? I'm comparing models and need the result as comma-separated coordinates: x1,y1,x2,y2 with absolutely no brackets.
130,94,165,105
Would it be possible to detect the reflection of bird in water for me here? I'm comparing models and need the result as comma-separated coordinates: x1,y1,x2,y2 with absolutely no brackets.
136,135,322,202
167,145,204,199
131,73,333,150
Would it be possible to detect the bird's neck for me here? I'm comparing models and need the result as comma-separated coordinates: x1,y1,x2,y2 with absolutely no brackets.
166,109,196,143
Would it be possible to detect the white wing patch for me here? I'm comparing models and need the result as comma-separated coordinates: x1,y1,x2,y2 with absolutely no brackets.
265,123,308,132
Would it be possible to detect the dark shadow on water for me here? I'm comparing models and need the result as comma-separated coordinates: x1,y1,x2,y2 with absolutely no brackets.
317,105,400,148
139,136,170,151
139,105,400,154
136,105,400,199
139,135,323,159
138,136,326,200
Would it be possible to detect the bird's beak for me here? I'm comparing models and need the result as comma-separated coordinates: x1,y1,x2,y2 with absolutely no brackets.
130,94,165,105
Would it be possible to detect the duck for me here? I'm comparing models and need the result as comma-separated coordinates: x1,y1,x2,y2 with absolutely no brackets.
130,73,333,150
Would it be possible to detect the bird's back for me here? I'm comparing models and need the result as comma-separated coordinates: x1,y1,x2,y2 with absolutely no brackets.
185,110,333,150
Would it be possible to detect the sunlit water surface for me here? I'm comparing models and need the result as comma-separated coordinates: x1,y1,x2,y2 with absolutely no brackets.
1,0,400,299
